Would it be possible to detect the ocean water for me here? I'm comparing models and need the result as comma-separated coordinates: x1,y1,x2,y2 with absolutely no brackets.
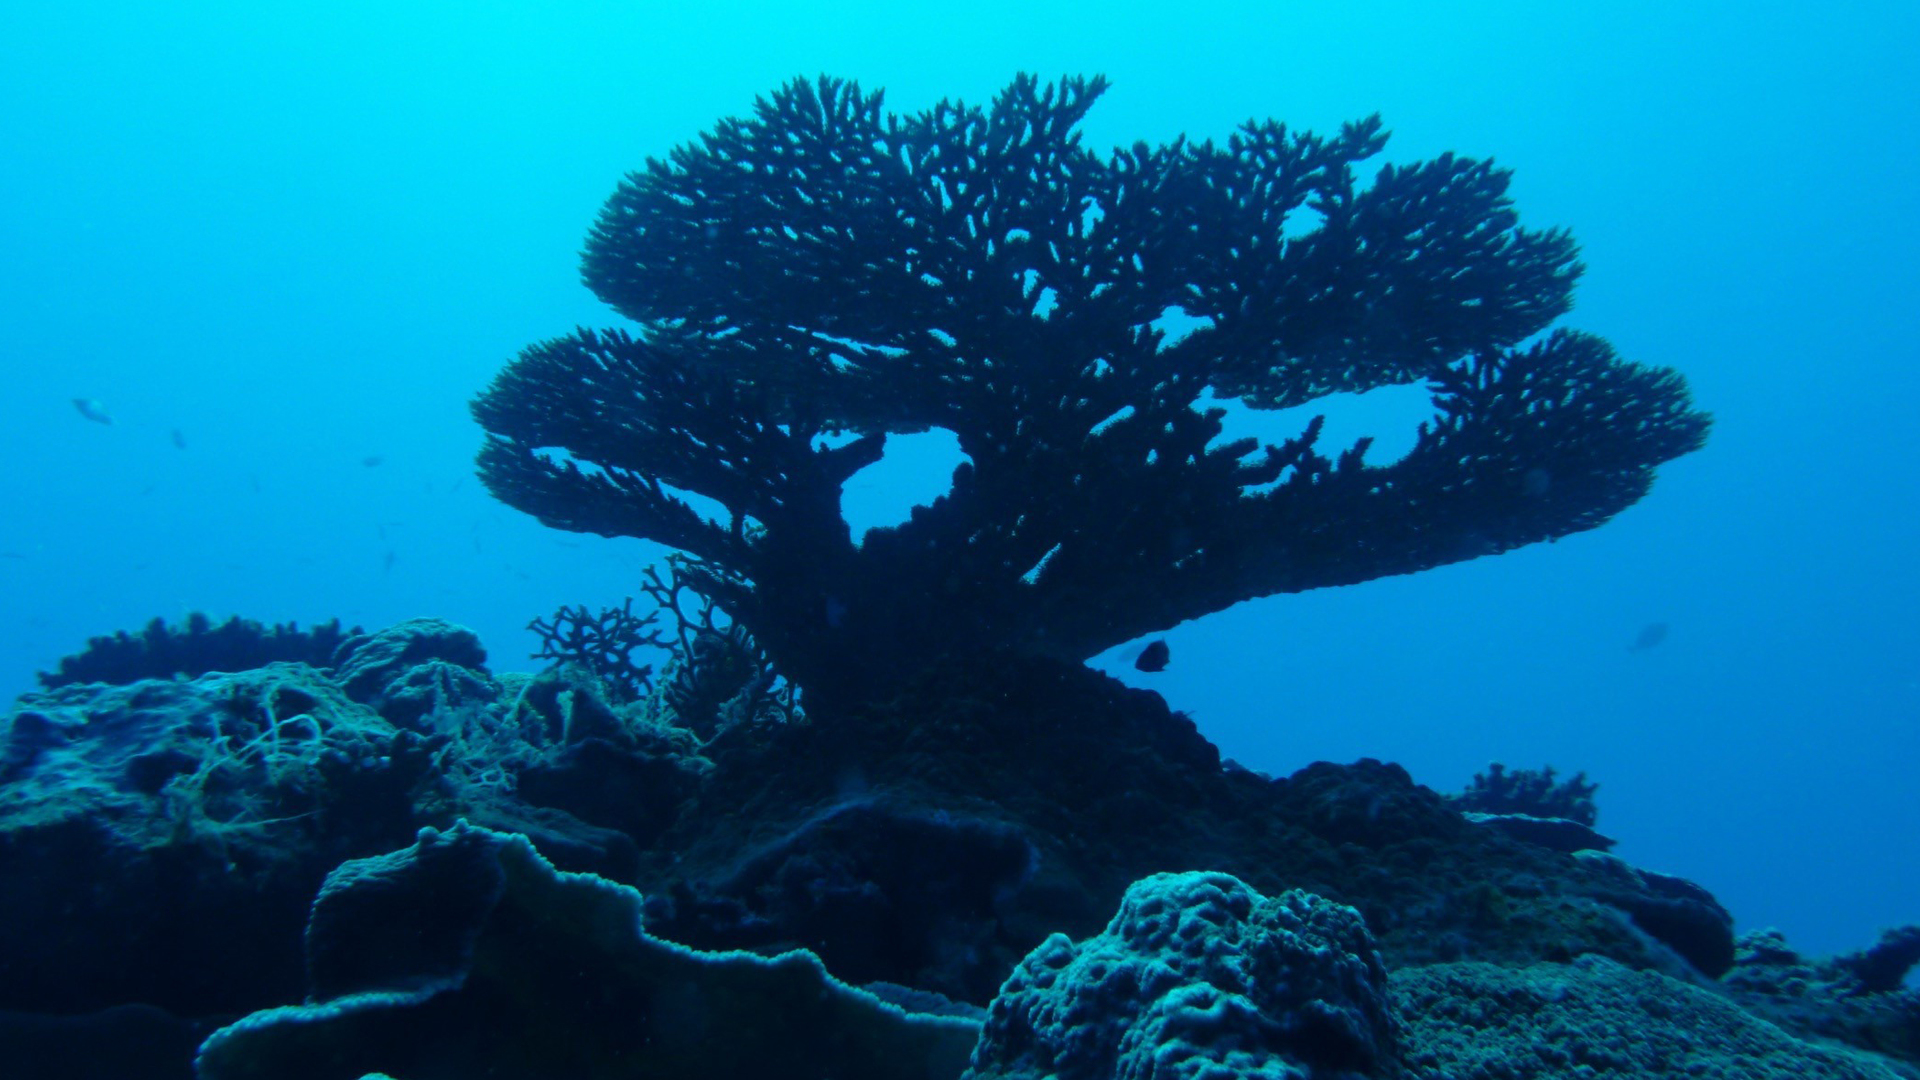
1,0,1913,973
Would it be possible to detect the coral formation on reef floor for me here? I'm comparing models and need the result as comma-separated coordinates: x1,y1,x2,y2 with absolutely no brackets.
0,72,1888,1080
1,618,1913,1078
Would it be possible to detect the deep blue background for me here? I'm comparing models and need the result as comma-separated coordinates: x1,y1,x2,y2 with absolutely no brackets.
3,1,1914,960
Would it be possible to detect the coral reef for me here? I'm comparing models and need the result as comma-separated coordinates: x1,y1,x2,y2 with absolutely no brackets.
635,556,798,738
1451,762,1600,826
0,621,1914,1078
0,619,697,1017
1395,957,1913,1079
965,871,1396,1079
1460,810,1615,854
527,597,665,703
1724,927,1920,1063
0,663,431,1015
634,651,1741,1003
195,823,980,1080
37,613,358,689
472,75,1710,707
17,74,1916,1080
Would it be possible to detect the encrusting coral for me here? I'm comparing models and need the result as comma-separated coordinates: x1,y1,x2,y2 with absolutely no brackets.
471,74,1710,708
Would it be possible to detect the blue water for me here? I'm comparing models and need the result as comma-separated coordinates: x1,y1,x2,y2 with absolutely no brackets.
2,0,1914,963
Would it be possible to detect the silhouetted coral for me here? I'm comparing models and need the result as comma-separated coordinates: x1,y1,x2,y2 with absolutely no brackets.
38,613,359,689
1452,761,1600,826
1838,925,1920,995
637,556,799,737
1724,926,1920,1064
527,597,664,703
472,74,1710,706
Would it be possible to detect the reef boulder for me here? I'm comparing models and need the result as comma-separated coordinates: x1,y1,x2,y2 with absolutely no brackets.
965,871,1397,1080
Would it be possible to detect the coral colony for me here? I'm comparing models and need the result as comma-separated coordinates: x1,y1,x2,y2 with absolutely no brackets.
473,74,1707,708
6,77,1917,1080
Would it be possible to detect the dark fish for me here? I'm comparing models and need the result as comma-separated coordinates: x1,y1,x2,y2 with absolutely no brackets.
362,455,385,467
382,550,397,574
170,428,188,449
72,398,113,425
1134,638,1170,672
1629,622,1669,652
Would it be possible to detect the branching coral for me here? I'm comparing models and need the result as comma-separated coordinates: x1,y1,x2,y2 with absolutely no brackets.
41,613,358,689
1452,762,1600,826
472,75,1710,707
638,556,798,738
527,597,665,703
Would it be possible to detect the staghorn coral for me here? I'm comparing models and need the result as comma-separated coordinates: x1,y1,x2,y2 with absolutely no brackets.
473,74,1710,709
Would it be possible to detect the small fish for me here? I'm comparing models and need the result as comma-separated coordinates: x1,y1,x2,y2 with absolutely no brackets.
362,455,385,467
382,550,397,574
72,398,113,425
1134,639,1170,673
1629,622,1669,652
170,428,188,449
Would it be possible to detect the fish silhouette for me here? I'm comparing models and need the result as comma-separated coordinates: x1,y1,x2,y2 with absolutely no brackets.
1629,622,1669,652
1134,639,1170,672
72,398,113,425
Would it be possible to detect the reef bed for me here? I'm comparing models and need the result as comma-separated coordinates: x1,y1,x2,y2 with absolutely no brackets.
1,616,1913,1078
